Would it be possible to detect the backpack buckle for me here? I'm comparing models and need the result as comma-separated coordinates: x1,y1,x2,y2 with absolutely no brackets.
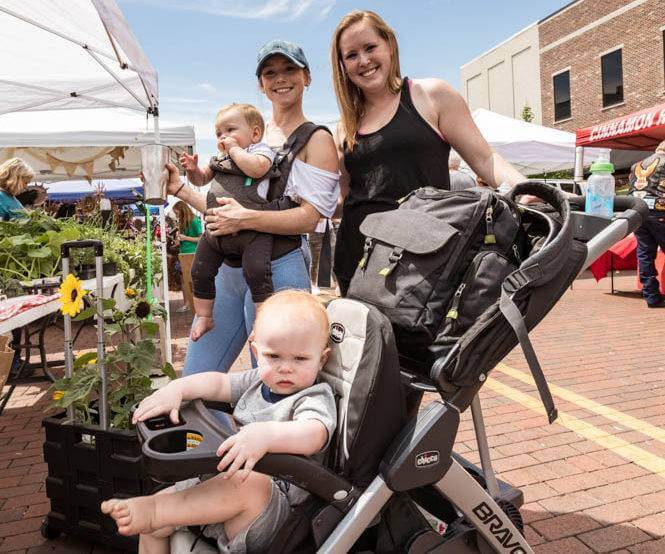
358,238,374,270
379,247,404,277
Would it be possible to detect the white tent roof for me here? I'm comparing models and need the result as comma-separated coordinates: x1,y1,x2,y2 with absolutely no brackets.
470,108,606,175
0,109,194,148
0,0,157,114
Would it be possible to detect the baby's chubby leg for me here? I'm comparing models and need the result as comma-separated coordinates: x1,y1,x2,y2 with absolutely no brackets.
101,472,272,542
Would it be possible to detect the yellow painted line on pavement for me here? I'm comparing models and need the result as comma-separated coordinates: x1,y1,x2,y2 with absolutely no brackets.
495,363,665,444
485,378,665,474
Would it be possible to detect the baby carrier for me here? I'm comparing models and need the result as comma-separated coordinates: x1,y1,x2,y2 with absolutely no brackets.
134,183,647,553
206,122,331,258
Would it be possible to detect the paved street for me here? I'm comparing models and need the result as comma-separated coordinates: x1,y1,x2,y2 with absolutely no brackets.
1,271,664,553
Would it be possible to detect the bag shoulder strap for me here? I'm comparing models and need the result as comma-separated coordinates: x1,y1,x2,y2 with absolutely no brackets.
499,277,558,424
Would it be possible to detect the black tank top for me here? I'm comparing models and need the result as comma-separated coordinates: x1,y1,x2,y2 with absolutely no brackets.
334,77,451,286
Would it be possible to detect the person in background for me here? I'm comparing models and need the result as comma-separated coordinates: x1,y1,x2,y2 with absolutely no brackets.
172,201,202,313
0,158,33,221
628,140,665,308
308,218,337,294
448,150,476,191
99,195,113,227
0,158,34,378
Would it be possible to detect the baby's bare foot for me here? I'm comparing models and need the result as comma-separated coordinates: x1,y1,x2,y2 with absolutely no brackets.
191,316,214,342
101,496,158,536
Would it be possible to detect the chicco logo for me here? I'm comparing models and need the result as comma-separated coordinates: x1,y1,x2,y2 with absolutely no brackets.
330,323,345,343
415,450,439,468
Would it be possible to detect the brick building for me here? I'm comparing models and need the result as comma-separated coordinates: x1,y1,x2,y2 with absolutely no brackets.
540,0,665,132
462,0,665,134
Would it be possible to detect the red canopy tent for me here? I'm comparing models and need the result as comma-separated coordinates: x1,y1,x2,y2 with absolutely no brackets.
576,103,665,150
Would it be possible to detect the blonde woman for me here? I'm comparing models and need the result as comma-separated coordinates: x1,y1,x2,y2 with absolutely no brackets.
172,201,202,313
0,158,34,221
330,10,526,295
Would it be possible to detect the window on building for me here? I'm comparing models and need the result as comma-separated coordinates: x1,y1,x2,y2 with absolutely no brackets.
601,49,623,107
553,70,571,122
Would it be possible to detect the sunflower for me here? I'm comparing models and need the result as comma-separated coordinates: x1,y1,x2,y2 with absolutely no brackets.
59,274,87,317
134,300,151,319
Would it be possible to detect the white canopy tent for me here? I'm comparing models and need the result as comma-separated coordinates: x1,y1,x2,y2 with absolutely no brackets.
468,108,606,176
0,0,179,364
0,109,193,181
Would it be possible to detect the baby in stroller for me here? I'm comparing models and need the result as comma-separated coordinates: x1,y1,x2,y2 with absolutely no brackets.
101,290,336,553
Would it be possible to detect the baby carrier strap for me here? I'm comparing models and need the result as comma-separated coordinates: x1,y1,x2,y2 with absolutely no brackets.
498,182,573,423
268,122,333,259
267,122,332,201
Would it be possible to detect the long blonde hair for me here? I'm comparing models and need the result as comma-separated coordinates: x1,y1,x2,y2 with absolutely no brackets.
331,10,402,151
172,201,195,232
0,158,35,196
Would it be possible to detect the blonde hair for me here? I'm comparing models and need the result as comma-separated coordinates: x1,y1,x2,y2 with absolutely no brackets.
656,140,665,153
0,158,35,196
331,10,402,151
215,103,265,136
255,290,329,348
172,201,195,232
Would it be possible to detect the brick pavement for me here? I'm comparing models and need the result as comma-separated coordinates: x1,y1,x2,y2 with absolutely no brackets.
1,272,664,553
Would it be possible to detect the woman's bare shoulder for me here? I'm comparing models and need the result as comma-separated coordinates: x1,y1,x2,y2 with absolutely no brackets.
411,78,460,106
302,128,339,173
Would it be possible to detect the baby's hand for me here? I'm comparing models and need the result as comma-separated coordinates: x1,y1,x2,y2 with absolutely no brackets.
220,136,241,154
179,152,199,172
216,422,270,481
132,385,183,425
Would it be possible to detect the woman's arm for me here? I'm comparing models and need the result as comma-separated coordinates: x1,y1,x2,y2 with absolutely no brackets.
165,163,207,212
206,198,321,235
206,129,340,236
414,79,526,188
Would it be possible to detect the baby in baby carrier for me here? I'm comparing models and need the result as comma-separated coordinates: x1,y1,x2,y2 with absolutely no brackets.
180,103,298,341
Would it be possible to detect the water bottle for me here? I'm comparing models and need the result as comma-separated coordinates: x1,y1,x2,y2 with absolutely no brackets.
585,153,615,219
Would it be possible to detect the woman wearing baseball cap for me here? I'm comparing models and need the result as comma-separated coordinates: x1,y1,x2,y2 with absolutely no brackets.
168,39,340,376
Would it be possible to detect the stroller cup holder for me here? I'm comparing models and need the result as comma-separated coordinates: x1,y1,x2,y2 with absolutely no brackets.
136,400,237,483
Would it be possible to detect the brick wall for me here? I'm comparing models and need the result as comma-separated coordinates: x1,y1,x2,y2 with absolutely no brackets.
539,0,665,131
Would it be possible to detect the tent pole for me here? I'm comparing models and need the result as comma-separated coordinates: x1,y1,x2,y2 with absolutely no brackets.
153,114,172,365
574,146,585,183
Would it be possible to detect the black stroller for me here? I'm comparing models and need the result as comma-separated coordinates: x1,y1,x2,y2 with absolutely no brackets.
136,183,647,553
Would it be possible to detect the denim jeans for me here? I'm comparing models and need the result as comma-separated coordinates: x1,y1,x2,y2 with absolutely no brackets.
634,211,665,305
182,248,310,375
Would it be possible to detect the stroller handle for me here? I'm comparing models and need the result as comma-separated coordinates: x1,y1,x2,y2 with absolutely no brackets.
566,194,648,236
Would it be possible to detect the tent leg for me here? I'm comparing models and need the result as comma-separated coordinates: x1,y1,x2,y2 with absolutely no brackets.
158,204,172,364
574,146,585,183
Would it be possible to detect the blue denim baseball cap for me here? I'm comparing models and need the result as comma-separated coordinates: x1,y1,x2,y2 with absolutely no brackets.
256,40,309,76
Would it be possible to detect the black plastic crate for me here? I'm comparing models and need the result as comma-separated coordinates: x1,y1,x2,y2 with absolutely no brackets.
41,413,156,552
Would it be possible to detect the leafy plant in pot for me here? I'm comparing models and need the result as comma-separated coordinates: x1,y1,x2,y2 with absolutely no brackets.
50,277,176,429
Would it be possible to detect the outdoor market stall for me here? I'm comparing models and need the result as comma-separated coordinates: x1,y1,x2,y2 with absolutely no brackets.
577,102,665,291
0,0,195,364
